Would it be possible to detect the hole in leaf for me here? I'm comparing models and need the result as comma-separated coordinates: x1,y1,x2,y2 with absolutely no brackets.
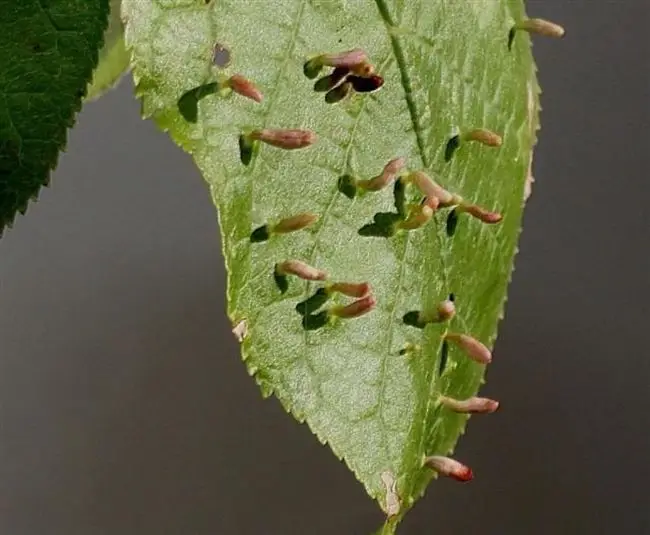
213,43,231,67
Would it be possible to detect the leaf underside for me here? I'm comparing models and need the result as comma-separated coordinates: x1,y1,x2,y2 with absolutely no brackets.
86,0,130,101
124,0,538,529
0,0,110,233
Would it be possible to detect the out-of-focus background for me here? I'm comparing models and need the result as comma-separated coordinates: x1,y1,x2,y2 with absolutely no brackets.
1,2,648,534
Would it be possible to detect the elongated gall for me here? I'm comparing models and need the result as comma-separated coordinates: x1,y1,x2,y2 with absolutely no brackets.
321,48,369,68
331,295,376,319
328,281,371,298
227,74,263,103
250,128,317,150
463,128,502,147
304,48,369,78
358,157,406,192
407,171,457,206
458,204,503,224
272,213,319,234
424,456,473,482
516,18,566,38
439,395,500,414
445,332,492,364
275,260,327,281
398,204,434,230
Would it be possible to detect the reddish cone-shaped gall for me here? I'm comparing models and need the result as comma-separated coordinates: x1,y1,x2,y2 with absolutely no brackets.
249,128,317,150
436,299,456,322
358,157,406,192
275,260,327,281
331,295,376,319
458,203,503,224
464,128,502,147
398,204,434,230
403,299,455,329
424,456,474,482
304,49,368,78
226,74,263,103
445,128,502,161
439,395,500,414
516,18,566,38
445,332,492,364
509,18,565,49
328,281,371,298
407,171,458,207
272,213,319,234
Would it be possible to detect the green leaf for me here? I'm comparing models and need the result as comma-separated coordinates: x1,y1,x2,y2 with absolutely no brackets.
124,0,541,529
0,0,110,234
86,0,130,101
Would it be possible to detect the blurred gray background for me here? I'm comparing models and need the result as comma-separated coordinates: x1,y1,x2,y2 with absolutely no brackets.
1,1,648,534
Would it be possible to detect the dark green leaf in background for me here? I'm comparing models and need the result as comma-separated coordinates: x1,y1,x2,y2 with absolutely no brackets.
0,0,110,233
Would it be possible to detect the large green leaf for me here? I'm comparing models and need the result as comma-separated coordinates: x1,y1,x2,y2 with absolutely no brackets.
0,0,110,233
124,0,540,530
86,0,130,101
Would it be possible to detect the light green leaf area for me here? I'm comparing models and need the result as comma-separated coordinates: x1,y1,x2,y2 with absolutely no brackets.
124,0,538,528
86,0,129,101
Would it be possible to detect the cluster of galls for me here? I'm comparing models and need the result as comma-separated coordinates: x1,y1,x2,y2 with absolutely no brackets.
337,154,503,240
211,14,565,493
244,213,376,330
303,48,384,104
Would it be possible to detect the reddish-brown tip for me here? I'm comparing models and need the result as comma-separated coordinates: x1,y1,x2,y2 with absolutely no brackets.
227,74,264,103
329,281,371,298
461,204,503,224
424,455,474,482
332,295,376,319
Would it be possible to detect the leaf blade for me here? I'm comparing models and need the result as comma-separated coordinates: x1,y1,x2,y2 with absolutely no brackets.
124,0,538,524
